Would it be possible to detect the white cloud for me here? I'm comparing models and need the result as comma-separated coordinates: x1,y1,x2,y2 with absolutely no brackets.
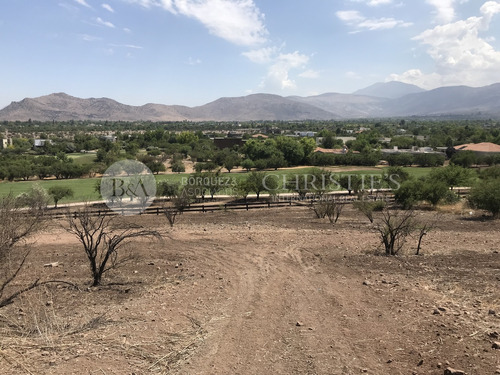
96,17,116,28
74,0,91,8
80,34,102,42
426,0,457,23
243,47,311,90
109,43,143,49
350,0,393,6
127,0,267,46
125,0,157,7
336,10,412,31
390,1,500,88
299,69,320,79
102,3,115,12
263,51,310,90
187,57,202,65
336,10,365,23
242,47,277,64
388,69,442,88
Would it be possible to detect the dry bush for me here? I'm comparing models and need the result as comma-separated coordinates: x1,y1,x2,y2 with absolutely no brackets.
353,199,386,223
310,199,344,224
65,205,162,286
0,194,46,308
375,208,417,256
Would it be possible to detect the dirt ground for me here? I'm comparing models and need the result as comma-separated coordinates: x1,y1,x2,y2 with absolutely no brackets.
0,205,499,374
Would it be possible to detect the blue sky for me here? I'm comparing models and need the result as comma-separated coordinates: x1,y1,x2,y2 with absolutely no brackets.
1,0,500,109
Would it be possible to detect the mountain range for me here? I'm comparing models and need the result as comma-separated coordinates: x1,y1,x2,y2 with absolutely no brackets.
1,82,500,122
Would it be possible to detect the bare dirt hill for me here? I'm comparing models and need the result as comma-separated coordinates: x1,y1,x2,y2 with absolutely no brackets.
0,206,498,374
2,82,500,121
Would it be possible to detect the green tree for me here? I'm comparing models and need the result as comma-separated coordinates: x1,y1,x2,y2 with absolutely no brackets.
48,186,74,208
382,166,410,190
420,180,448,206
428,165,473,190
468,178,500,218
394,180,423,209
275,136,304,166
223,151,240,173
479,166,500,180
157,181,180,198
300,137,317,162
413,153,445,167
241,159,254,172
451,151,477,168
339,174,364,195
321,133,335,149
171,161,185,173
245,171,279,199
177,131,199,145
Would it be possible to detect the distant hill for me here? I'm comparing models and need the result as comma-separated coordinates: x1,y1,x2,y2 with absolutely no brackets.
0,93,190,122
353,81,426,99
0,92,336,122
380,83,500,117
288,93,386,118
185,94,337,121
1,82,500,121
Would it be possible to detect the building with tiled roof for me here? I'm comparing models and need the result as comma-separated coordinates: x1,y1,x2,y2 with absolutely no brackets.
454,142,500,155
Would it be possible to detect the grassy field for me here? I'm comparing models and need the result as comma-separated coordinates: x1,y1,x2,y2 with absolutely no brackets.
0,166,435,205
67,153,97,165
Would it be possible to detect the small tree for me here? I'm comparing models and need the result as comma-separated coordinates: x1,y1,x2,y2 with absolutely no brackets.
429,165,473,190
241,158,254,172
48,186,74,208
157,181,180,198
420,180,449,206
375,209,417,256
394,180,423,209
171,161,185,173
468,178,500,218
65,206,162,286
223,152,240,173
245,171,278,199
339,174,364,195
381,166,410,190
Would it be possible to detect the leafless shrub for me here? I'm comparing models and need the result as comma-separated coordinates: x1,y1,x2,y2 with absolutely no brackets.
0,194,46,308
375,208,417,256
311,199,344,224
65,205,162,286
163,206,179,227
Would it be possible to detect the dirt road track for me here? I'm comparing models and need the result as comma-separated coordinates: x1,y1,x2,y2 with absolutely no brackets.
164,208,499,375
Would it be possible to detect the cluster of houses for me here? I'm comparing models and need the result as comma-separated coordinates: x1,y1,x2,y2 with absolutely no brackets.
2,126,500,159
211,129,500,159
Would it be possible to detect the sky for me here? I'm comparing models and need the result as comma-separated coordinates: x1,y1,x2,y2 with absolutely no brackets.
1,0,500,109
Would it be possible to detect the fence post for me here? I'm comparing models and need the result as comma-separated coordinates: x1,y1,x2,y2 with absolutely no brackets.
246,202,249,211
